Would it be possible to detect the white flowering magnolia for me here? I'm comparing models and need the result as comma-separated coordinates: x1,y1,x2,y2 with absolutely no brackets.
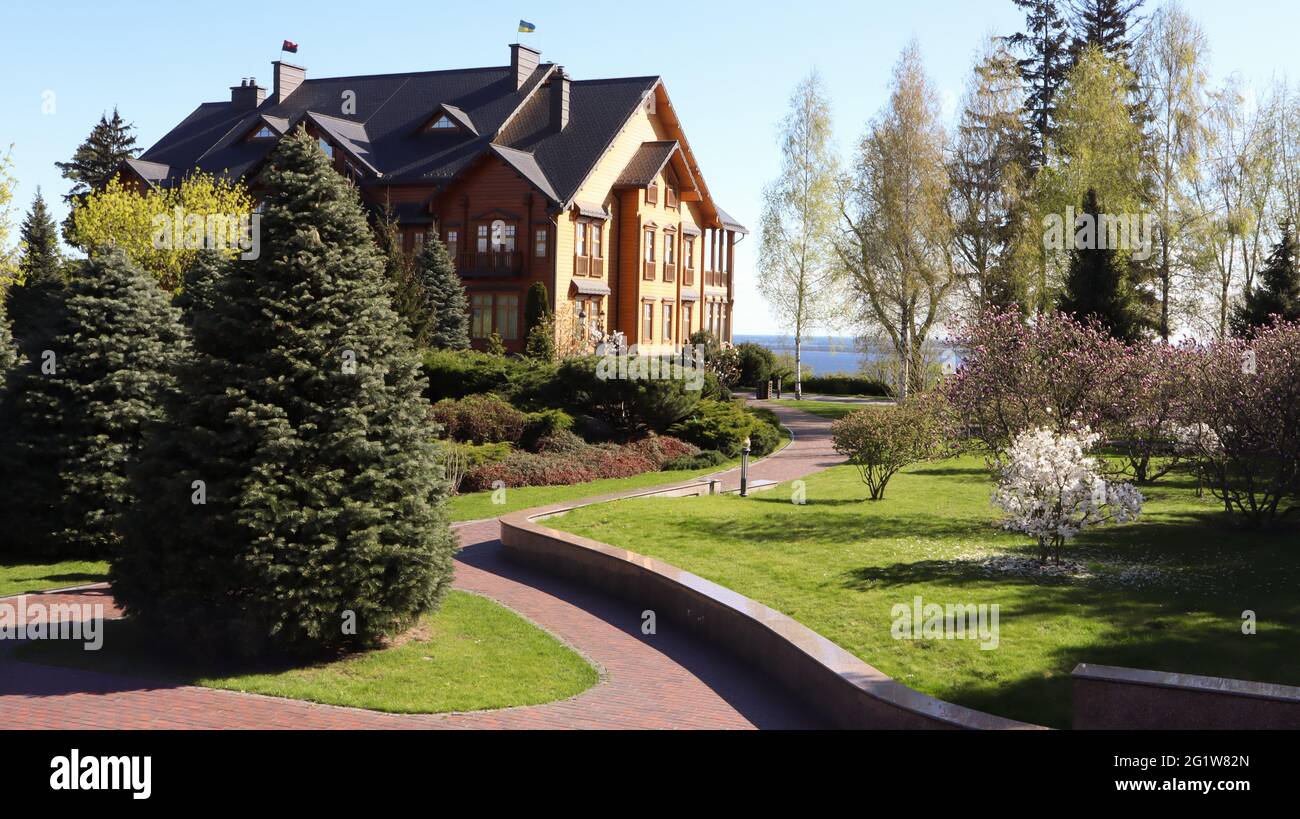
994,427,1143,564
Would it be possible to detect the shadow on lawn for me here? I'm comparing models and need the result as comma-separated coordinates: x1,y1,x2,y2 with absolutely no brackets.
669,508,997,545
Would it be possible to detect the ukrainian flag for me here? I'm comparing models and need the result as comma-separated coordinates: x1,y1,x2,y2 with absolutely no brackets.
518,19,536,33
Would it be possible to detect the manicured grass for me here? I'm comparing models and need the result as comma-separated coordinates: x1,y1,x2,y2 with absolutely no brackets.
17,590,598,714
448,428,791,521
549,454,1300,728
770,399,881,421
0,560,108,597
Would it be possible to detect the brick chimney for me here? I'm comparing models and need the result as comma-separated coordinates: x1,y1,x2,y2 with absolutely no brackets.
509,43,540,90
230,78,265,110
550,68,570,132
272,60,306,104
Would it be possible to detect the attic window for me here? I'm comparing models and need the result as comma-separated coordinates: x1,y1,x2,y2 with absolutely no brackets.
317,136,335,159
429,115,457,130
253,127,276,139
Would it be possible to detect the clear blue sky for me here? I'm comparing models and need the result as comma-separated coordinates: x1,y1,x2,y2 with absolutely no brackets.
2,0,1294,334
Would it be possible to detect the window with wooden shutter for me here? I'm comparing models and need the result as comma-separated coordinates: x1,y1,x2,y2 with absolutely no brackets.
643,228,656,280
645,182,658,206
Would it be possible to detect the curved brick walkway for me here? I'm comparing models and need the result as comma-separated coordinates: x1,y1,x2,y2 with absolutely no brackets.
0,401,845,729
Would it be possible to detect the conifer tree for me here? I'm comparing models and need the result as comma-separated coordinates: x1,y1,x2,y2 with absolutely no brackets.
373,206,429,344
1058,189,1145,342
1007,0,1072,170
0,297,16,394
173,250,231,329
524,281,555,361
415,235,469,350
113,127,456,657
0,248,185,558
55,108,139,204
1232,223,1300,337
1069,0,1145,66
18,189,62,283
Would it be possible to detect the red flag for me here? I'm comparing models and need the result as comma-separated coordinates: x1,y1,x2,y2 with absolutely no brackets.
281,40,299,53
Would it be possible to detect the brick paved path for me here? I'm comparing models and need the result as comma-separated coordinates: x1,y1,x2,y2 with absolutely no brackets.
0,401,841,729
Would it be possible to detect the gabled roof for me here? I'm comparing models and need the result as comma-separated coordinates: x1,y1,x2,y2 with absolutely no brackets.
304,111,380,175
121,158,170,188
489,144,558,201
613,141,679,188
427,103,478,135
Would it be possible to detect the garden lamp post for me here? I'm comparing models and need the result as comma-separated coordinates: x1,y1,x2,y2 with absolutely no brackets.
740,436,751,497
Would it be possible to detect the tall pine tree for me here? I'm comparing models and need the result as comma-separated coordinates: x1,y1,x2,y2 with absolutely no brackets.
415,235,470,350
1007,0,1072,170
373,205,429,344
55,108,139,204
1232,223,1300,337
173,250,231,329
1058,189,1146,342
523,281,554,360
1070,0,1145,66
18,189,62,283
113,127,456,658
0,296,16,394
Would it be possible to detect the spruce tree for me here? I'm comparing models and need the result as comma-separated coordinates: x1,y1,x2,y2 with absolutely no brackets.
373,206,429,344
416,235,469,350
524,281,554,361
18,189,62,283
1007,0,1072,170
173,250,230,329
1069,0,1145,66
1058,189,1145,342
1232,224,1300,337
0,297,16,395
55,108,139,204
113,127,455,657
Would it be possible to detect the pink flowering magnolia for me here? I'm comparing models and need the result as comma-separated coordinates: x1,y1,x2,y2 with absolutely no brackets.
994,426,1143,564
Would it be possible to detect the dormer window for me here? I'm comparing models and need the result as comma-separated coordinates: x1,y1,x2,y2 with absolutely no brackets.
254,127,276,139
317,136,334,159
429,115,457,130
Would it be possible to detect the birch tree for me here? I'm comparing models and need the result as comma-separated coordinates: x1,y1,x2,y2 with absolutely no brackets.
1137,1,1208,340
837,43,956,399
757,70,839,400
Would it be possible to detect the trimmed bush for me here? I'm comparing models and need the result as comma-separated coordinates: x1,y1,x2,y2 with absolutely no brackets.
431,394,528,444
521,408,575,450
831,395,951,500
421,348,551,403
800,374,893,397
736,342,777,387
669,400,782,458
554,355,700,433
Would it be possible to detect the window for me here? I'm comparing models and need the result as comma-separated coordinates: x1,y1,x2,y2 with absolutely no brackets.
429,115,456,130
642,302,654,341
488,220,515,253
317,136,334,159
663,302,673,341
495,294,519,340
590,222,602,258
254,127,275,139
471,293,519,340
535,228,548,258
646,181,659,206
666,187,678,209
477,224,490,253
471,294,491,339
446,229,458,257
683,303,693,333
413,231,425,250
575,222,587,257
685,236,695,269
664,234,675,265
643,228,656,280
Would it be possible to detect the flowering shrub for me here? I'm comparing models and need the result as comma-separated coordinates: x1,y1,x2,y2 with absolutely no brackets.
946,310,1126,458
994,427,1143,564
431,394,527,444
1109,342,1198,484
831,394,952,500
462,435,699,491
1175,320,1300,525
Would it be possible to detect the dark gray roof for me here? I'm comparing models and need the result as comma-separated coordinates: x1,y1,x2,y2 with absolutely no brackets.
135,60,661,212
715,205,748,235
613,140,678,188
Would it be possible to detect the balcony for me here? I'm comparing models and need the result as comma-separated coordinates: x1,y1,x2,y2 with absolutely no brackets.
458,250,522,276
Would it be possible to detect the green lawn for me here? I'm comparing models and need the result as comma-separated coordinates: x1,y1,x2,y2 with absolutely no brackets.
17,590,598,714
769,399,881,421
0,559,108,597
548,454,1300,728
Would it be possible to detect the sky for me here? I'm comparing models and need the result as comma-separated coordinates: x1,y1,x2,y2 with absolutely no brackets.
2,0,1296,335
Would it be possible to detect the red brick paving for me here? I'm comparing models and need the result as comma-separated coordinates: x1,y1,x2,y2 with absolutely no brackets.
0,401,846,729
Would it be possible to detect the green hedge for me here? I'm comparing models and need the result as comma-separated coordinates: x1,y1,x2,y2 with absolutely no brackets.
800,374,893,397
